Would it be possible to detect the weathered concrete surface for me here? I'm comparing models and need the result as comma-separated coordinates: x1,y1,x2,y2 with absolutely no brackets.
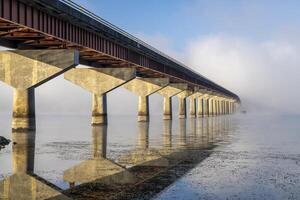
0,50,78,131
0,174,70,200
177,90,193,119
157,83,188,98
124,78,169,122
163,97,172,120
63,159,137,185
158,83,188,120
123,78,169,97
189,96,197,118
138,96,150,122
202,95,211,116
65,67,135,125
92,94,108,125
64,67,135,95
12,89,36,132
197,95,204,117
0,50,78,89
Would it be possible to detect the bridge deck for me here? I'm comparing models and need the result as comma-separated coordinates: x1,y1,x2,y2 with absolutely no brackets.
0,0,239,100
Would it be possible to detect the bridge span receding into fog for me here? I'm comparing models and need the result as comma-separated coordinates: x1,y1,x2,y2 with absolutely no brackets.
0,0,239,131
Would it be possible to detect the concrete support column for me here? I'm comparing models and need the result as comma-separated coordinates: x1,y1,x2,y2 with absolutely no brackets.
177,90,193,119
189,97,197,118
92,93,107,126
211,99,215,116
12,89,36,131
233,102,236,113
124,77,169,122
203,98,208,116
158,83,188,120
138,96,150,122
197,97,203,117
65,67,136,125
92,125,107,159
226,101,229,114
208,98,214,116
214,99,218,115
0,49,78,131
220,100,224,115
178,97,187,119
217,99,222,115
217,99,220,115
163,97,172,120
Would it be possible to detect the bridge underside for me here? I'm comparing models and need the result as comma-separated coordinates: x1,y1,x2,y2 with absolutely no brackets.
0,18,171,81
0,0,239,131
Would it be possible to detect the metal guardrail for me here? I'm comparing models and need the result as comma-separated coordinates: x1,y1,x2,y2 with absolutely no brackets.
58,0,237,98
58,0,205,76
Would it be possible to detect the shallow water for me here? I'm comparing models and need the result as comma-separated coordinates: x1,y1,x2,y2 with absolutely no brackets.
155,114,300,200
0,114,299,199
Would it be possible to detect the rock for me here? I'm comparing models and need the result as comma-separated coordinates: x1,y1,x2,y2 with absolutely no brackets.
0,136,11,149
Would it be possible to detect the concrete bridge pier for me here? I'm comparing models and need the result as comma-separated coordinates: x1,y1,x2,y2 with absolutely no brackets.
189,95,197,118
221,99,225,115
124,77,169,122
163,97,172,119
212,98,217,116
0,50,78,131
65,67,136,125
216,98,220,115
158,83,188,120
92,93,108,125
197,95,204,117
177,90,193,119
138,96,150,122
225,100,229,114
12,89,36,132
178,97,187,119
208,97,214,116
202,96,209,117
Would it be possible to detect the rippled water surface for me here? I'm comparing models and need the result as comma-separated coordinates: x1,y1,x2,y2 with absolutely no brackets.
0,114,299,199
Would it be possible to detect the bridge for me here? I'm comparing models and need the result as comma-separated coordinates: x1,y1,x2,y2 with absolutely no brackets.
0,0,240,131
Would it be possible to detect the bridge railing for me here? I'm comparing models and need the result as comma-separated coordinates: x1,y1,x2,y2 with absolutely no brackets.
59,0,237,98
59,0,205,76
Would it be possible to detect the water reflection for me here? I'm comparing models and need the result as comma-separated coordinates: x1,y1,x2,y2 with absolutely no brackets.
63,126,137,187
0,116,233,199
118,122,170,167
0,131,70,200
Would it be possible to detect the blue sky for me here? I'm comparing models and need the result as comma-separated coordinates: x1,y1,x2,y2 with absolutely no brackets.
72,0,300,51
69,0,300,113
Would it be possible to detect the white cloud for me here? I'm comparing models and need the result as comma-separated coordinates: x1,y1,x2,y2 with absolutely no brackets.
184,34,300,114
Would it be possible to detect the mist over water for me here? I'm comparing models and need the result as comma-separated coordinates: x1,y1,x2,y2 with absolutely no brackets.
1,113,300,199
155,114,300,200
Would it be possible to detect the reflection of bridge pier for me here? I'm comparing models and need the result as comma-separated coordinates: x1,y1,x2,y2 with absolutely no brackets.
119,122,170,167
0,131,70,199
63,126,137,187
